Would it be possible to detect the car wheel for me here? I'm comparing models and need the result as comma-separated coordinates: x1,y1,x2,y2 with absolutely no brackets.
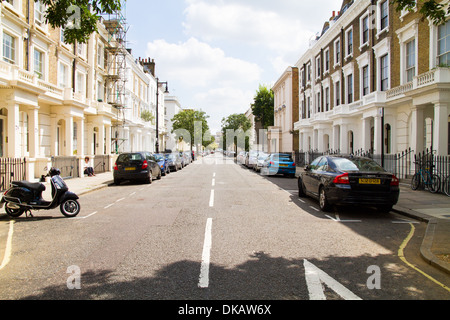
298,178,306,197
319,187,331,212
114,178,121,185
147,171,153,184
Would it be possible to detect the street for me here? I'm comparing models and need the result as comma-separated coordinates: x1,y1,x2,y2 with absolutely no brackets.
0,153,449,301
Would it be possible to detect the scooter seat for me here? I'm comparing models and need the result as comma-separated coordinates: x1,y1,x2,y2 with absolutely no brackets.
12,181,46,192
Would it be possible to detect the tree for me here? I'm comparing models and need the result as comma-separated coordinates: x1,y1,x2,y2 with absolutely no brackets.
392,0,448,25
251,85,274,130
3,0,123,44
221,113,252,154
172,109,210,151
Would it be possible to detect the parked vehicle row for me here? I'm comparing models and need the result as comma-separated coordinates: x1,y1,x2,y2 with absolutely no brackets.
113,151,194,185
239,151,400,213
238,151,296,178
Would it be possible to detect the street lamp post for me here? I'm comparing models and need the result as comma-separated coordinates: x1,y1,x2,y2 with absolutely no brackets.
155,78,169,153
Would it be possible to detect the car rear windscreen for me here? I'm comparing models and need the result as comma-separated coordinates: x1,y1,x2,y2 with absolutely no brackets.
333,158,385,172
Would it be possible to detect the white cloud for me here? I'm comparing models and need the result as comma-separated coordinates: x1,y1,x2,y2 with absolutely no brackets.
146,37,261,88
146,37,261,133
182,0,341,66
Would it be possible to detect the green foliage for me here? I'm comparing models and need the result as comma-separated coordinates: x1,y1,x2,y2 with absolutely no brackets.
141,109,155,124
392,0,448,25
251,84,274,130
24,0,122,44
221,113,252,152
171,109,211,150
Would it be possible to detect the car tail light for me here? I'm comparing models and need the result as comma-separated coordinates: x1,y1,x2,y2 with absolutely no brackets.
292,163,296,167
113,164,118,171
390,175,399,186
142,160,148,170
333,173,350,184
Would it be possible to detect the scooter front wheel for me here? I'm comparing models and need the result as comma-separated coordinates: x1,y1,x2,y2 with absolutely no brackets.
60,199,81,218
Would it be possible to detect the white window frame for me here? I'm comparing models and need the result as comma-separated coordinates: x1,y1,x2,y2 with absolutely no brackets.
324,47,330,75
376,0,390,38
334,38,341,67
342,62,354,105
331,70,341,108
33,48,44,80
2,32,16,65
315,55,321,80
345,26,353,59
356,51,371,98
373,37,391,91
396,18,419,84
58,62,69,88
360,13,370,50
34,0,46,27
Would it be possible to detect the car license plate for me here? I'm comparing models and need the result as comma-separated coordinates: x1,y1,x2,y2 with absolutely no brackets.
279,164,288,167
125,167,136,171
359,178,381,185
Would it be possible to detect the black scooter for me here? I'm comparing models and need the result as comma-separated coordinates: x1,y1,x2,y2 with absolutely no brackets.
0,168,81,218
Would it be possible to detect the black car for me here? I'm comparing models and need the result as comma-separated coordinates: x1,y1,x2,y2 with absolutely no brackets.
165,153,183,172
298,155,400,213
113,152,162,185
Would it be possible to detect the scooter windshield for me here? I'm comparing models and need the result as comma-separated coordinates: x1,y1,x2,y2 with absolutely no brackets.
52,176,67,190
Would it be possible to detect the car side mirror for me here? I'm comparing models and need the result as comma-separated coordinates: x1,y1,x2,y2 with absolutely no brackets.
304,165,311,171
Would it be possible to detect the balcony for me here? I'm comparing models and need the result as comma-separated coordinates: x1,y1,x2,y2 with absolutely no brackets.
386,67,450,100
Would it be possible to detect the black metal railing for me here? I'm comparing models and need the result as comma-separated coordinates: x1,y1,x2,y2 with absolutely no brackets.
0,158,27,192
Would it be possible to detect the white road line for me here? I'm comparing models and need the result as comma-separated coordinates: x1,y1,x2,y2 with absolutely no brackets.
116,198,125,203
299,199,306,203
104,203,114,209
198,218,213,289
76,211,98,220
0,221,14,271
213,173,216,177
209,190,215,207
129,192,136,196
310,206,320,212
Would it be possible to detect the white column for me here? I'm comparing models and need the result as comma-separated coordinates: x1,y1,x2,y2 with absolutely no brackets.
362,117,372,152
374,114,383,155
7,103,20,157
98,123,105,155
339,123,348,154
105,125,111,155
65,116,74,156
410,106,424,154
433,102,449,156
28,107,40,158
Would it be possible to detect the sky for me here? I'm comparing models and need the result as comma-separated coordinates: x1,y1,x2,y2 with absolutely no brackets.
125,0,343,134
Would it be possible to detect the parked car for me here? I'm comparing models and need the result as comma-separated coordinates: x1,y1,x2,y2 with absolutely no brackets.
114,152,162,185
298,155,400,212
183,151,193,164
246,151,259,169
237,151,247,165
261,153,296,177
166,153,183,172
154,153,170,176
254,152,269,172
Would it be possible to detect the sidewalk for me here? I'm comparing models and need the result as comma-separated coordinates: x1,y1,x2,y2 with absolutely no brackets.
1,169,449,275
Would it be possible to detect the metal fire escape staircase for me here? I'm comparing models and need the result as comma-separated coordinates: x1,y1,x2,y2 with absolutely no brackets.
101,2,129,153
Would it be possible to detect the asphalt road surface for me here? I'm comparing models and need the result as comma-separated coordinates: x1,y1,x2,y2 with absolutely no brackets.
0,154,449,302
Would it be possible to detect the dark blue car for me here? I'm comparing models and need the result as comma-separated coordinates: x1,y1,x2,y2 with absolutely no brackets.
154,153,170,176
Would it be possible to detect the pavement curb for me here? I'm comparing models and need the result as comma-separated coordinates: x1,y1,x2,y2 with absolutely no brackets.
393,206,450,275
420,219,450,275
